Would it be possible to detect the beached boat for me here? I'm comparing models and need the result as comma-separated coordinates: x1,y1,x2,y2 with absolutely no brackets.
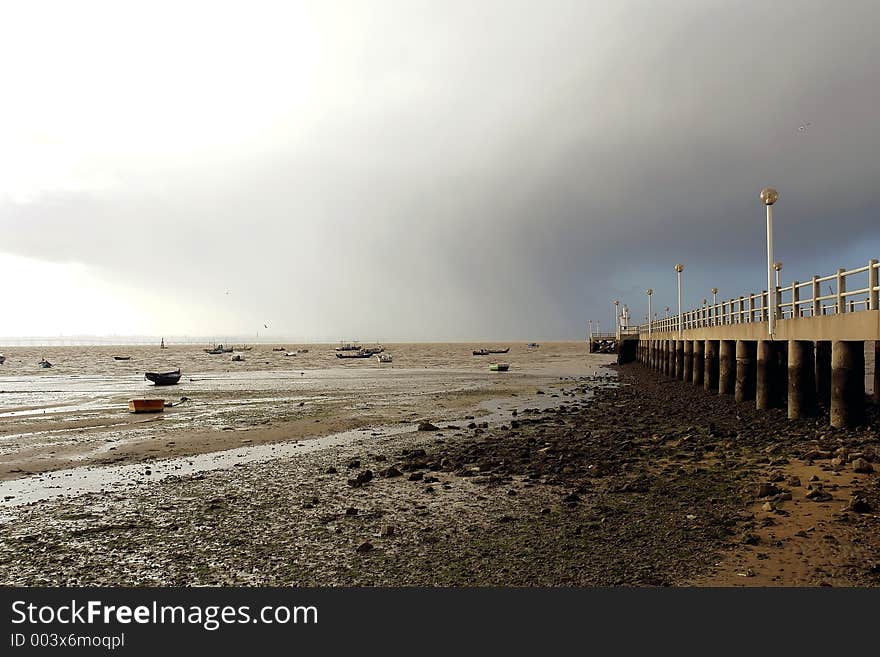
361,345,384,355
336,341,360,352
336,350,371,359
487,347,510,354
377,354,392,363
488,363,510,372
231,354,244,362
0,354,5,365
113,356,131,361
144,369,182,385
205,344,233,354
272,347,286,351
473,349,489,356
297,348,309,353
38,359,52,368
527,342,540,348
285,352,297,356
128,399,165,413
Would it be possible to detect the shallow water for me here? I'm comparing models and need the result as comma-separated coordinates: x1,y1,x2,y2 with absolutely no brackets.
0,374,613,512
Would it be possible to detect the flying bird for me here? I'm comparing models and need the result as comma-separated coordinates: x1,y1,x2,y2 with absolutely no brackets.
797,121,812,134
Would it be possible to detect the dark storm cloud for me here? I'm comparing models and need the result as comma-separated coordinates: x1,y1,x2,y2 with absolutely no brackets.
1,0,878,338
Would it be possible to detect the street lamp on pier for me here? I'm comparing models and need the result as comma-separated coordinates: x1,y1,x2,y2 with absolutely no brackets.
613,299,620,339
674,263,684,338
760,187,779,335
773,261,783,288
646,289,653,339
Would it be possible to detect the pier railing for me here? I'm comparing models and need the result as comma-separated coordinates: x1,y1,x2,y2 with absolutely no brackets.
639,258,879,334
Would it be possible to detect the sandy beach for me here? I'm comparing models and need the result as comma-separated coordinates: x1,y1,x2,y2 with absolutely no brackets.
1,349,878,586
0,342,594,480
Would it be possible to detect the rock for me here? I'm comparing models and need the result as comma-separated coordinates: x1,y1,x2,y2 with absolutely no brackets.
757,483,780,498
761,502,775,512
510,420,520,429
806,488,833,502
851,458,873,474
380,466,403,478
374,454,388,462
741,533,761,545
325,466,338,474
408,472,424,481
347,470,373,487
345,507,358,516
347,459,361,469
787,476,801,487
467,422,477,429
846,496,872,513
380,525,395,537
418,422,439,432
356,541,374,553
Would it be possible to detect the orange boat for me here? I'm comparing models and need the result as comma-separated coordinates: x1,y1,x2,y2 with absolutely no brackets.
128,399,165,413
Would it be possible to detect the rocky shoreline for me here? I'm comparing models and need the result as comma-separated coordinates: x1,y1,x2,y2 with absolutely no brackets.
1,364,878,586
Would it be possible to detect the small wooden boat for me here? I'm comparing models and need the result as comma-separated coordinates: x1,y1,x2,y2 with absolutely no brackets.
113,356,131,361
473,349,489,356
205,344,233,354
361,345,384,355
489,363,510,372
296,348,309,353
272,347,286,351
377,354,392,363
129,399,165,413
0,353,5,365
527,342,540,348
231,354,244,362
487,347,510,354
144,369,181,385
336,350,371,359
38,359,53,368
285,352,297,357
335,341,360,351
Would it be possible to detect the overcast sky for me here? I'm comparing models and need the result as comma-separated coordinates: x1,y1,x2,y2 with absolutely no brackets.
2,0,879,340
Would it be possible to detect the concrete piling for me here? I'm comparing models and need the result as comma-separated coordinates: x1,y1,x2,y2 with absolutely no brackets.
719,340,736,395
704,340,719,393
756,341,783,410
787,340,817,419
692,340,704,386
815,341,832,408
874,341,879,403
664,340,672,377
674,340,684,380
735,340,757,402
683,340,693,383
830,340,865,428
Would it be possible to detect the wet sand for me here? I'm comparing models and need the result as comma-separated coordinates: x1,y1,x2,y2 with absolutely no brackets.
0,342,593,480
1,352,878,586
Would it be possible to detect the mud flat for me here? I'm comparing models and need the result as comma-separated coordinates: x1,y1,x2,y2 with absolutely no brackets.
1,363,878,586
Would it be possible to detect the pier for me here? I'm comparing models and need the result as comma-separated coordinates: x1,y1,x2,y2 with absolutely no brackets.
632,259,879,428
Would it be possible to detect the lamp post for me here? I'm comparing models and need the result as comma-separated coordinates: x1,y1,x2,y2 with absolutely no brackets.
760,187,779,335
588,320,593,341
674,263,684,338
773,261,783,288
711,288,718,325
613,299,620,340
646,289,653,339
